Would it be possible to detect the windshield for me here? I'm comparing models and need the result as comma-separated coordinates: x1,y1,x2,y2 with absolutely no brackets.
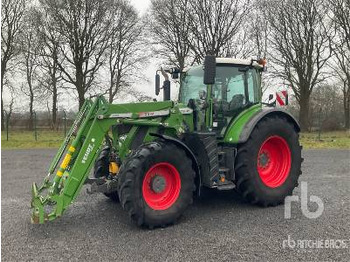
179,66,206,103
179,65,260,105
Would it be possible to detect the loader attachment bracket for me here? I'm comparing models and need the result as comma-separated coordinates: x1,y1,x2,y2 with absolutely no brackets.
31,182,46,224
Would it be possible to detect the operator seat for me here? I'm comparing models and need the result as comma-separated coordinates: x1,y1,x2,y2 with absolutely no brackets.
229,94,245,112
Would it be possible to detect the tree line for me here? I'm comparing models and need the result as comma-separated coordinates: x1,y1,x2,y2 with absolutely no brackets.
2,0,147,130
1,0,349,131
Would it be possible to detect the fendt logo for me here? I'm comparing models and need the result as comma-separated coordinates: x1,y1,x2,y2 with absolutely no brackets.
81,138,96,164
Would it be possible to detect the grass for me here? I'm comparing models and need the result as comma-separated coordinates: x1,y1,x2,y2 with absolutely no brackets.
300,130,350,149
1,130,65,149
1,130,350,150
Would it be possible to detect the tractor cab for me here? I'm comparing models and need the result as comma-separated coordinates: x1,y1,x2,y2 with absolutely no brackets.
179,58,265,134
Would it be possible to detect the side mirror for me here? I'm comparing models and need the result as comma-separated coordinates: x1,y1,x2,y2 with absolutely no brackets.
172,72,179,79
203,55,216,85
169,68,180,79
267,93,276,106
284,92,289,106
155,74,160,96
268,94,274,102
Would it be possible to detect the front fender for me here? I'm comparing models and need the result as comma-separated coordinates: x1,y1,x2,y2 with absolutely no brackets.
149,133,201,179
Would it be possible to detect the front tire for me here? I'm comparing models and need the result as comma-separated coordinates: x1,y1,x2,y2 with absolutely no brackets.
235,116,302,206
118,142,195,228
94,147,119,202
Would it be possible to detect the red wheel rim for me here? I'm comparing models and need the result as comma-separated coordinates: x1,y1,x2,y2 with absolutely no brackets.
142,162,181,210
257,136,291,188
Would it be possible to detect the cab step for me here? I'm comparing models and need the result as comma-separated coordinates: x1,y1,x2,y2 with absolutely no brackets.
216,181,236,191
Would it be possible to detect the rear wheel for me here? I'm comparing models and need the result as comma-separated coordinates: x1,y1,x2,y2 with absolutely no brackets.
118,142,195,228
235,116,302,206
93,147,119,202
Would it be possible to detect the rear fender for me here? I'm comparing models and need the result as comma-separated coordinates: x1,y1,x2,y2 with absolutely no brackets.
224,107,300,144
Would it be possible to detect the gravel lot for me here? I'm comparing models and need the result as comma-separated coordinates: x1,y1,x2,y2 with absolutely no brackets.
1,149,350,261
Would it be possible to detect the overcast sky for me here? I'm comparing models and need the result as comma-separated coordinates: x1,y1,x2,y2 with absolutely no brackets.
130,0,151,14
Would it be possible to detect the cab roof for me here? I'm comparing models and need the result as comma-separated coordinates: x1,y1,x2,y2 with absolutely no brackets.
183,58,264,72
216,58,263,69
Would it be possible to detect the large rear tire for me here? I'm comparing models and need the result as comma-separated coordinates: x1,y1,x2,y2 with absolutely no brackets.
235,115,302,206
118,142,195,228
93,147,119,202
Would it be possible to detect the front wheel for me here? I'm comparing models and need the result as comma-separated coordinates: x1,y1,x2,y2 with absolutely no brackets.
235,116,302,206
118,142,196,228
94,147,119,202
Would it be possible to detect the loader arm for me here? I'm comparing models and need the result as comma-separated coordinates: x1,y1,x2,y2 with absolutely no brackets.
30,96,190,224
31,96,112,223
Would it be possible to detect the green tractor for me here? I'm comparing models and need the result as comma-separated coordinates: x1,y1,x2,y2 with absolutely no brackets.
31,56,302,228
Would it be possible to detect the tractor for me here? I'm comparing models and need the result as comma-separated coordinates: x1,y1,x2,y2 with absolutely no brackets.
31,56,302,228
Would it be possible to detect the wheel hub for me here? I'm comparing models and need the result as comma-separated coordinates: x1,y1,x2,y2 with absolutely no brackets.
151,175,166,193
258,151,270,168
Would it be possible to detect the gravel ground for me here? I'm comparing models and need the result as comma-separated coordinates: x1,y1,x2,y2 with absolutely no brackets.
1,149,350,261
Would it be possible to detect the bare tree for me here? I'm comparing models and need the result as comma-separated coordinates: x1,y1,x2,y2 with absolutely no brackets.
250,0,270,59
329,0,350,129
149,0,193,70
3,90,15,137
309,84,344,130
105,0,146,103
128,89,153,102
186,0,251,61
33,8,63,130
20,12,45,130
149,0,251,67
40,0,116,108
1,0,27,130
265,0,332,131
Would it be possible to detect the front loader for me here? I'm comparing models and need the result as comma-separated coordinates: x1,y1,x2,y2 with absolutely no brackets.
31,56,302,227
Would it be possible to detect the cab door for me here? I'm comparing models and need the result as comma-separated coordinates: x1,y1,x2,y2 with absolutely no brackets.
212,65,260,136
